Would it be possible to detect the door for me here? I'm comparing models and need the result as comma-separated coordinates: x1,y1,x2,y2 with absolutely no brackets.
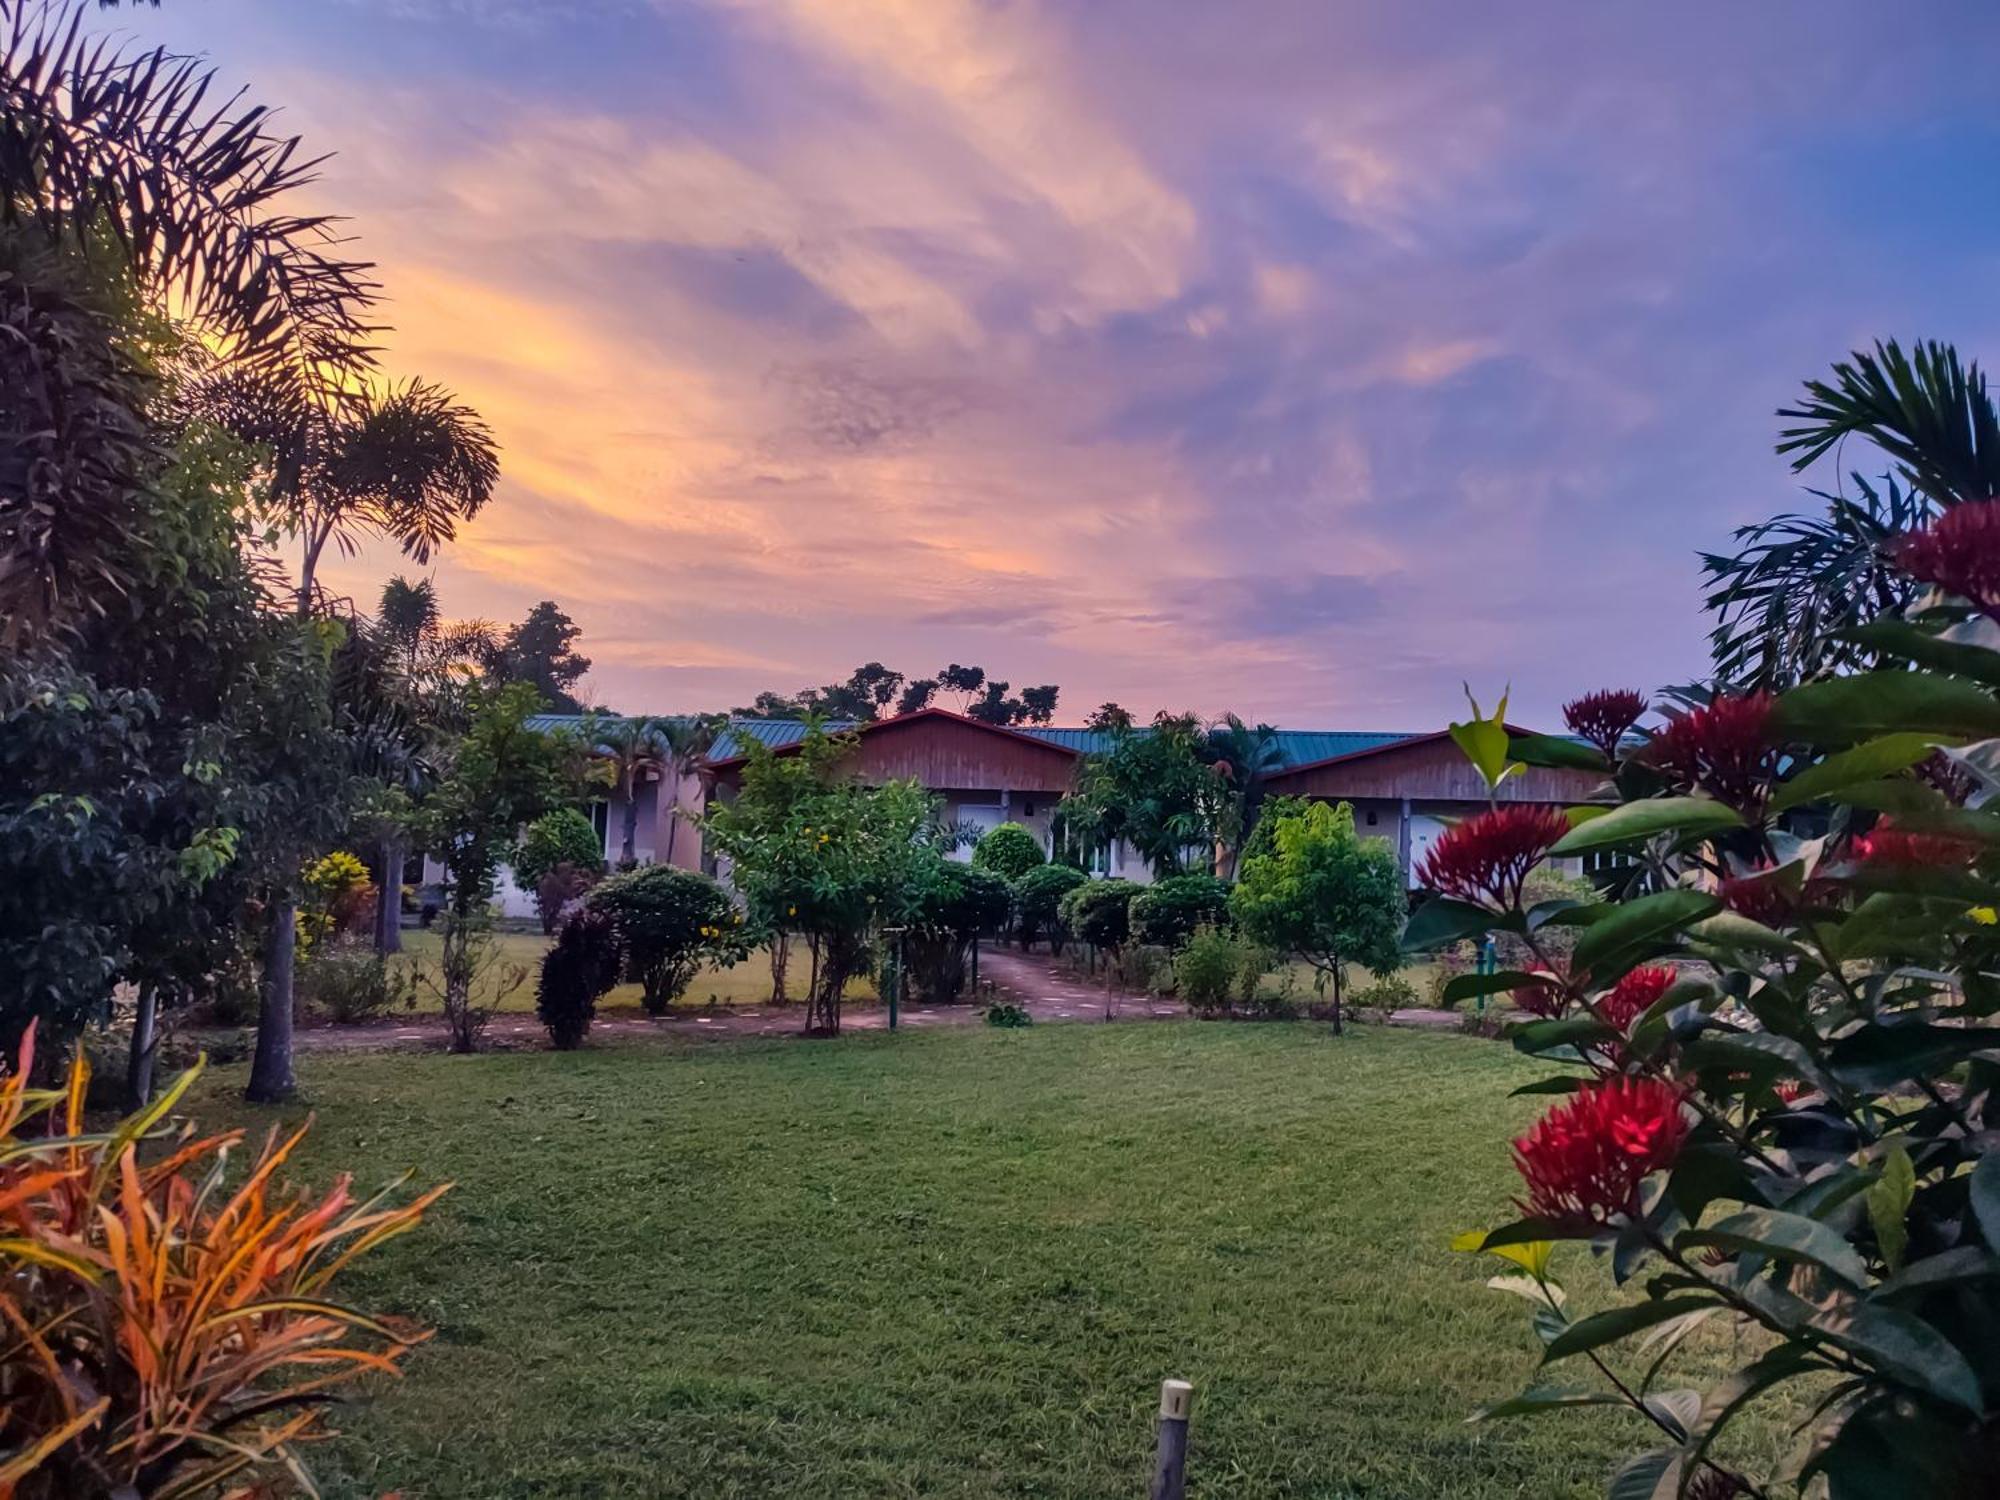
1404,815,1447,889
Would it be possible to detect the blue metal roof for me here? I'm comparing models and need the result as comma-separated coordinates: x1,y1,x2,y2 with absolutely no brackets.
530,714,1428,768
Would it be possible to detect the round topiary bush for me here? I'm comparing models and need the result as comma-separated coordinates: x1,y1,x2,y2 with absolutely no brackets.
536,907,623,1049
584,866,748,1015
971,821,1045,880
1058,878,1135,953
1129,873,1232,949
904,861,1012,1001
1012,862,1088,950
514,809,606,930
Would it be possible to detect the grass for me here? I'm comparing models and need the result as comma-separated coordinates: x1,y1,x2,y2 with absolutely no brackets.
192,1024,1784,1498
385,930,877,1014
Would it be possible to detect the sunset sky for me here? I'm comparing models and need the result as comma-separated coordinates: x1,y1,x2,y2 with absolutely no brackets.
125,1,2000,727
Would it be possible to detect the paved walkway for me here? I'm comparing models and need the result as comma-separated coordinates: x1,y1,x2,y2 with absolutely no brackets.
270,944,1458,1054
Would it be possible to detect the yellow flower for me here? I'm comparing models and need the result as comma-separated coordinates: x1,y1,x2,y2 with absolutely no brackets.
819,833,829,844
1972,906,1998,926
788,905,797,917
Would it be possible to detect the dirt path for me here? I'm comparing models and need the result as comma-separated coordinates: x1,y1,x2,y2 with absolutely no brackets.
256,944,1457,1055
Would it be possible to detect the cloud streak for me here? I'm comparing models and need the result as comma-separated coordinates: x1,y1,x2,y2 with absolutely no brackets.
127,0,2000,725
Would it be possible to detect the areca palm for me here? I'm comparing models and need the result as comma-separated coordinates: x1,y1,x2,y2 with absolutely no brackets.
1705,339,1997,688
594,717,669,867
653,715,724,867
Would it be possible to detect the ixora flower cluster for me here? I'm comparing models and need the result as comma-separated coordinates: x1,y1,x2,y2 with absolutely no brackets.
1404,596,2000,1495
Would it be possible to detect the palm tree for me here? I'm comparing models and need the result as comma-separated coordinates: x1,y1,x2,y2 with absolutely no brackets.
377,576,440,673
1703,339,1999,689
653,715,725,867
594,717,669,866
1203,715,1285,877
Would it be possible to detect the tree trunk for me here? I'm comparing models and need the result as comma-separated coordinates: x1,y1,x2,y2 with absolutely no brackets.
1328,960,1345,1037
769,931,789,1003
621,790,638,866
246,901,299,1102
375,836,405,955
663,795,680,867
126,987,159,1109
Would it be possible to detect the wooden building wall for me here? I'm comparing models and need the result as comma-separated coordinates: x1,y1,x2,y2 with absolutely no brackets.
1263,734,1605,804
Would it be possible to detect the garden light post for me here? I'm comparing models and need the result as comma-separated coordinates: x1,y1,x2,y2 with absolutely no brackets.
1150,1378,1193,1500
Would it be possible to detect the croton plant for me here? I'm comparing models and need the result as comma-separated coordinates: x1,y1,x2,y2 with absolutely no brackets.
1410,507,2000,1499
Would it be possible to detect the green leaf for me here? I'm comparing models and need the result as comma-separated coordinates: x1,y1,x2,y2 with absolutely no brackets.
1541,1297,1714,1364
1469,1387,1627,1422
1549,797,1743,856
1772,670,2000,745
1508,733,1608,772
1771,732,1949,813
1827,1024,2000,1092
1450,694,1525,793
1866,1145,1915,1274
1685,911,1802,956
1442,970,1535,1004
1813,1303,1986,1414
1873,1247,2000,1299
1571,889,1719,980
1605,1449,1677,1500
1844,618,2000,689
1678,1208,1869,1288
1511,1017,1616,1058
1682,1031,1832,1095
1641,1389,1703,1443
1510,1076,1588,1097
1970,1153,2000,1251
1402,896,1495,953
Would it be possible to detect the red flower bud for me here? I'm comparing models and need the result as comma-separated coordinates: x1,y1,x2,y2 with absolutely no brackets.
1648,694,1778,818
1594,965,1674,1033
1852,818,1978,869
1417,804,1570,910
1512,1075,1690,1232
1561,689,1649,764
1898,500,2000,619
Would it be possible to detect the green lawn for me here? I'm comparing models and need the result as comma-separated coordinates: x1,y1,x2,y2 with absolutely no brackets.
385,929,877,1014
194,1024,1783,1498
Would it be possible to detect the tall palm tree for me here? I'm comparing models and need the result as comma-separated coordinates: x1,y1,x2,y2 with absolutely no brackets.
654,715,725,867
594,717,669,867
377,575,440,673
1203,715,1284,877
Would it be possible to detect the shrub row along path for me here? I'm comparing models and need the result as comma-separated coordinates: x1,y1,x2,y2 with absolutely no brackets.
280,943,1457,1053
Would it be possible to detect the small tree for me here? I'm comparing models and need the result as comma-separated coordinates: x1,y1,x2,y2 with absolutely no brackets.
971,821,1045,881
514,807,604,931
705,725,938,1034
585,866,748,1016
1012,863,1087,951
409,682,574,1051
905,861,1011,1001
1231,801,1404,1034
1129,873,1232,950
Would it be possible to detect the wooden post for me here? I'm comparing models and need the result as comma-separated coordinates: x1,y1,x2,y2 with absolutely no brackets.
1150,1379,1193,1500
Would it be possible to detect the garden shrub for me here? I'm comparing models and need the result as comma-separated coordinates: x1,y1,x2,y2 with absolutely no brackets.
299,940,415,1024
905,861,1011,1002
586,865,749,1015
300,848,374,955
1058,878,1134,953
1172,924,1239,1014
1129,872,1231,949
534,859,598,934
536,907,623,1049
970,820,1044,880
1012,862,1087,950
1419,584,2000,1493
0,1026,443,1498
514,808,605,931
1349,972,1417,1018
1236,942,1277,1008
984,1001,1032,1027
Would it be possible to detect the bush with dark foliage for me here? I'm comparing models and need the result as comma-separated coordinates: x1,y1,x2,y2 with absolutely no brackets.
536,908,623,1049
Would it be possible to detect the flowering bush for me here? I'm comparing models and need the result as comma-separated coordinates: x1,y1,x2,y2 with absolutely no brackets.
1414,630,2000,1494
585,865,749,1016
0,1026,443,1497
299,847,374,955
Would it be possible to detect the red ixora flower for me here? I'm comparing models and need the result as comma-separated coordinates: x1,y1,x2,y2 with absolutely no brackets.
1417,804,1570,909
1594,965,1674,1033
1513,1075,1690,1232
1851,818,1979,869
1648,694,1779,817
1512,978,1571,1019
1562,689,1650,764
1898,500,2000,620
